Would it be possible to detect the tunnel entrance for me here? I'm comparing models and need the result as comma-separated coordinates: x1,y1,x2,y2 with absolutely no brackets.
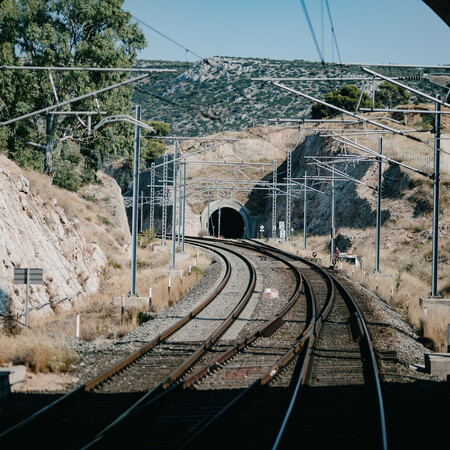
209,207,245,238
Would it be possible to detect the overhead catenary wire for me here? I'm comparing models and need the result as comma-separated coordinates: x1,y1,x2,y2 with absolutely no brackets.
131,15,203,61
300,0,324,64
325,0,342,64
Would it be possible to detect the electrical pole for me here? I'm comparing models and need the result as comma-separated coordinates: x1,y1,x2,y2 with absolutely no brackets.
375,138,382,273
130,105,141,297
171,142,178,269
286,150,292,242
431,97,441,298
149,162,155,231
217,186,221,237
140,190,143,234
330,168,336,263
178,154,182,249
272,160,277,238
182,158,186,252
207,188,210,236
162,154,168,245
304,170,307,250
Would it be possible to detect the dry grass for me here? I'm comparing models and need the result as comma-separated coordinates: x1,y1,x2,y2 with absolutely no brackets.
271,229,450,352
0,330,79,373
31,241,210,339
1,167,211,372
0,241,210,372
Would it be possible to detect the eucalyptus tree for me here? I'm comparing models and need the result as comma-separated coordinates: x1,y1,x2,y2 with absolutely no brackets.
0,0,147,183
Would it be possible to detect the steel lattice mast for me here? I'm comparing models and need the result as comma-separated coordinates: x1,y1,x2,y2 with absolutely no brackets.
162,154,168,245
149,162,155,231
272,160,277,238
285,150,292,241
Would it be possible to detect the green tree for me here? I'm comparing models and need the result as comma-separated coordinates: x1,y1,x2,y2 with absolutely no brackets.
141,120,170,166
0,0,146,180
0,1,19,151
375,82,410,108
311,84,374,119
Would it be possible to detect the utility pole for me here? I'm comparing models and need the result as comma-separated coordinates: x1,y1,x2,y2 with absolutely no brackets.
330,168,336,263
149,162,155,231
207,188,210,236
178,154,182,249
182,158,186,252
272,160,277,238
217,186,221,237
431,96,441,297
286,150,292,242
171,141,178,269
375,138,382,273
162,153,168,245
140,190,144,234
130,105,141,297
304,170,307,250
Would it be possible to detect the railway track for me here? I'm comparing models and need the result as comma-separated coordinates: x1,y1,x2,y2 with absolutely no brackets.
0,238,387,449
249,239,388,450
0,240,257,448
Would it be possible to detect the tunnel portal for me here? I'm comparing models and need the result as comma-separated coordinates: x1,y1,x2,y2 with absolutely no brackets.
209,207,245,238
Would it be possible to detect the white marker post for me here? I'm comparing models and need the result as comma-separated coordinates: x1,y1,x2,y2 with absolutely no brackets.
149,287,152,311
76,314,80,339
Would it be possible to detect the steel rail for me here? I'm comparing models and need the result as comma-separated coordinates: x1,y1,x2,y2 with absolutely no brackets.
329,272,388,450
179,238,306,388
177,273,313,449
176,238,334,448
253,240,387,450
160,240,257,388
83,238,259,448
88,237,311,449
0,242,232,443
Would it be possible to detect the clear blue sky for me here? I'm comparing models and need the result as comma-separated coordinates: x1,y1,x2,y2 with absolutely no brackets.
122,0,450,65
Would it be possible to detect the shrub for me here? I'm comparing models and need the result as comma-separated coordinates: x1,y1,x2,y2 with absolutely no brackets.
108,260,122,269
138,227,156,248
0,331,79,374
53,160,82,192
311,84,374,119
375,82,410,108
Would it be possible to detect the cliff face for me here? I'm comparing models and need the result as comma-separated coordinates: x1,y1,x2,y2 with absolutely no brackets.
0,156,119,322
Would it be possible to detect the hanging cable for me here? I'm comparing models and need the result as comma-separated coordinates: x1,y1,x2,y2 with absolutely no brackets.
299,0,324,63
325,0,342,64
131,15,203,61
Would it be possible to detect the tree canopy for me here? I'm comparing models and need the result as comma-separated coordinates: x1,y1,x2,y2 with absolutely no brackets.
0,0,149,189
141,121,171,167
374,82,410,108
311,84,374,119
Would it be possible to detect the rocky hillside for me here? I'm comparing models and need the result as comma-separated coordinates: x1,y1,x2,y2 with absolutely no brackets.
133,57,443,137
0,155,130,322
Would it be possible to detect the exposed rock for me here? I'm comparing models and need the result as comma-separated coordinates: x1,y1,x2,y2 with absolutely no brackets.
0,156,108,322
78,171,131,246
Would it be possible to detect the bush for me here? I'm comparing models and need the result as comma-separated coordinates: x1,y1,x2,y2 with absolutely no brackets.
52,159,82,191
311,84,374,119
0,331,79,374
138,227,156,248
375,82,410,108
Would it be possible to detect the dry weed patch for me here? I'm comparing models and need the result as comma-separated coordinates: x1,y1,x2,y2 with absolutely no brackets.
0,330,79,373
1,241,210,373
270,227,450,352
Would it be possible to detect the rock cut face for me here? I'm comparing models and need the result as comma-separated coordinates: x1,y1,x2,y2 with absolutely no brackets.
0,156,107,320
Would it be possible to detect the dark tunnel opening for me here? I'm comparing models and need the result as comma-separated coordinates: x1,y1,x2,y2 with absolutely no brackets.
208,207,245,238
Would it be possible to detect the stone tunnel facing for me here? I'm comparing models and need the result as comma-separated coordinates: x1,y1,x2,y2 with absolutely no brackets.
208,207,245,238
